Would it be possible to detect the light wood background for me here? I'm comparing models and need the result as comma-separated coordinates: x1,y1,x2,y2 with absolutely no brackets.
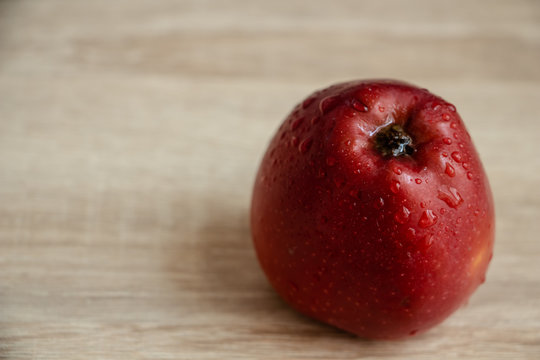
1,1,539,359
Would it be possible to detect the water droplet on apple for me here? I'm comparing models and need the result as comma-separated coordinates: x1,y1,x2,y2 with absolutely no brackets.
424,233,434,248
442,114,450,121
443,137,452,145
420,202,426,208
298,137,313,153
378,105,385,112
462,162,470,170
289,280,299,291
351,98,368,112
448,104,456,112
319,96,340,115
390,180,401,194
450,122,458,129
350,189,362,199
451,151,462,162
291,136,299,147
333,176,346,188
415,178,422,184
326,156,336,166
445,163,456,177
406,227,416,240
442,152,448,157
343,107,356,118
291,117,304,131
302,96,316,109
394,206,411,224
373,197,385,209
393,167,402,175
440,208,446,215
437,186,464,208
467,171,473,179
419,210,438,228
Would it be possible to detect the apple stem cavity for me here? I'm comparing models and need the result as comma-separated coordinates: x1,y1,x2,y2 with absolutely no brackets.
374,123,415,158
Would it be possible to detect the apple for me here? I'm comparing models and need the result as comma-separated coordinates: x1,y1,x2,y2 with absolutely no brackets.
250,80,494,339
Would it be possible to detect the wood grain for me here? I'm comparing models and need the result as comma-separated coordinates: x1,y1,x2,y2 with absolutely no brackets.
1,0,539,359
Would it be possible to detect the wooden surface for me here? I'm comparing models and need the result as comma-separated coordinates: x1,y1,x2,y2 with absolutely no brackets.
1,1,539,359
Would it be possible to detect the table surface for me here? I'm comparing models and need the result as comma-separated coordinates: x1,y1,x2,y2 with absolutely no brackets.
1,1,539,359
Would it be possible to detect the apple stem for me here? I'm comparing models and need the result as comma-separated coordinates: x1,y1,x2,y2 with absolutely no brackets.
374,124,415,157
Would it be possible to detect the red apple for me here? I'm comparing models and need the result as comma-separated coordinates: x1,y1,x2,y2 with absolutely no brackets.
250,80,494,339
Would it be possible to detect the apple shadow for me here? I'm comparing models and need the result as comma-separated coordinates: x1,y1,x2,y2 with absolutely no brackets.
164,196,430,354
176,198,366,340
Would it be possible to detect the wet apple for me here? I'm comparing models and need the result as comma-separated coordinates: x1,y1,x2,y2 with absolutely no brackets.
251,80,495,339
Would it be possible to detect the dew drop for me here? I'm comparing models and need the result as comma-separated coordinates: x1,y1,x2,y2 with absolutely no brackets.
453,132,459,139
291,136,299,147
448,105,456,112
419,210,438,228
319,96,340,115
450,122,458,129
298,137,313,153
420,202,426,208
291,117,304,131
424,233,434,247
440,208,446,215
406,227,416,240
437,186,464,208
350,189,362,199
351,98,368,112
451,151,462,163
378,105,385,112
393,167,402,175
445,163,456,177
443,137,452,145
333,176,345,188
442,152,448,157
442,114,450,121
394,206,411,224
326,156,336,166
345,140,352,146
467,172,473,180
415,178,422,184
289,280,299,291
462,162,470,170
302,96,316,109
390,180,401,194
373,197,385,209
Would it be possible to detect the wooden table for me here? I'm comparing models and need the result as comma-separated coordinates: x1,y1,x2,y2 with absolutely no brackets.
1,1,539,358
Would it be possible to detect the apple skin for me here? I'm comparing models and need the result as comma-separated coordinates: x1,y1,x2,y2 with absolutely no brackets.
250,80,495,339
